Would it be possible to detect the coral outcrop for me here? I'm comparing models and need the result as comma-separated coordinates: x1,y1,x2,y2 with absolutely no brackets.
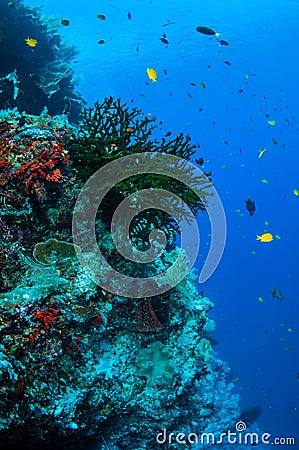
0,102,242,449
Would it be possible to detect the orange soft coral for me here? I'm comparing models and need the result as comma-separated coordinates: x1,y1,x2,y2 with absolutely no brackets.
34,304,58,329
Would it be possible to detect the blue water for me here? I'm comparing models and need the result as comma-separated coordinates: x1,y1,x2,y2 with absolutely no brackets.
24,0,299,444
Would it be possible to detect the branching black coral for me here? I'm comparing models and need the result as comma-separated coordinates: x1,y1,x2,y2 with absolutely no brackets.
79,97,155,143
70,97,157,180
70,97,211,247
70,96,202,177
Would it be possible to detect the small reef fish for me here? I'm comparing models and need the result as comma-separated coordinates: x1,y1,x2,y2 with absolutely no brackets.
160,34,169,45
218,39,229,46
256,233,274,243
259,148,267,159
162,21,175,27
245,197,256,216
7,2,14,7
270,288,283,301
98,40,105,45
96,14,106,20
146,67,157,82
196,25,218,36
61,19,70,26
128,12,132,20
25,37,38,47
195,157,204,165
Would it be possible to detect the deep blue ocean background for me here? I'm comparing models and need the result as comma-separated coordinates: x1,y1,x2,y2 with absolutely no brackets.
24,0,299,444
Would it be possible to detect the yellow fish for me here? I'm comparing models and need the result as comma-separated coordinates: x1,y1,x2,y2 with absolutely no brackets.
256,232,274,243
258,148,267,159
25,37,38,47
146,67,157,82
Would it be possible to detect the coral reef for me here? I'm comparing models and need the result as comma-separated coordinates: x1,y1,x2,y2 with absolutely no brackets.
0,109,80,289
0,0,84,121
0,261,240,449
0,102,243,449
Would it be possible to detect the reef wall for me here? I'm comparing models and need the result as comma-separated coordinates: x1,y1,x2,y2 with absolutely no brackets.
0,0,84,122
0,101,243,449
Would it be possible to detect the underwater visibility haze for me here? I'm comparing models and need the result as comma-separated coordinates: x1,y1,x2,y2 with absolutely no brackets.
0,0,298,448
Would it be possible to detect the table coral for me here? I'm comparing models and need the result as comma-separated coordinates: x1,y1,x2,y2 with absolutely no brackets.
33,238,80,265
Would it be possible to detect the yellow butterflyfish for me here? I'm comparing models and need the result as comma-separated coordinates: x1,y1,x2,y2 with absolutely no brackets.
146,67,157,82
256,233,274,243
25,37,38,47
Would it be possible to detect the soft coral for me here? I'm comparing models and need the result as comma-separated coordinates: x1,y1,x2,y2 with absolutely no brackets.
34,303,58,329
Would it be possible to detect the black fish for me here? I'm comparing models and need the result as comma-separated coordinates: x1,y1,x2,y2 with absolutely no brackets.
196,26,216,35
270,288,283,301
218,39,229,46
128,11,132,19
162,21,175,27
160,37,169,45
61,19,70,26
195,157,204,165
245,197,256,216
